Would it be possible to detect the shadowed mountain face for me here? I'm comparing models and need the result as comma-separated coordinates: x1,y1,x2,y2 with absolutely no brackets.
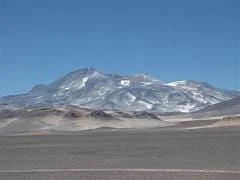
0,107,161,121
192,98,240,118
0,68,239,113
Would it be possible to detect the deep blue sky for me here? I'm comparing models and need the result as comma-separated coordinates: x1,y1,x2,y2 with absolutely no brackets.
0,0,239,96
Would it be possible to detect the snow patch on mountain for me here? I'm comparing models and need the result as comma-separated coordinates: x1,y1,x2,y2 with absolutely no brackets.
126,92,137,103
175,102,196,113
120,79,131,86
140,82,153,86
166,80,187,87
138,100,153,110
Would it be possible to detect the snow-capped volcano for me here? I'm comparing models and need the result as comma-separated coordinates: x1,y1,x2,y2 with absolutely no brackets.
0,68,239,113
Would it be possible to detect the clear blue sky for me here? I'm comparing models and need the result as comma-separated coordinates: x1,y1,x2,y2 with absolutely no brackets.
0,0,239,96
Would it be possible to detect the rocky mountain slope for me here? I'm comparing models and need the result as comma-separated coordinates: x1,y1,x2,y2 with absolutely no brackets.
0,68,239,113
192,98,240,118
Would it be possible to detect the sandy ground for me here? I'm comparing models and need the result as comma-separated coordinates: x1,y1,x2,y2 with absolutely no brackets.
0,116,175,134
0,127,240,179
1,169,240,180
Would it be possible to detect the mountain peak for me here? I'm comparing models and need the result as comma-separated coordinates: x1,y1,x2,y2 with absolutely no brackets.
135,73,149,78
72,67,97,74
134,73,161,83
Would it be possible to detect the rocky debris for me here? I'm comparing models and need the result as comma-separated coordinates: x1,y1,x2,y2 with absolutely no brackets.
88,110,114,119
133,111,160,120
0,109,18,119
64,110,83,119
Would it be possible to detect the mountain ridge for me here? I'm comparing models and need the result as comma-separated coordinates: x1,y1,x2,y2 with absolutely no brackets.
0,67,239,113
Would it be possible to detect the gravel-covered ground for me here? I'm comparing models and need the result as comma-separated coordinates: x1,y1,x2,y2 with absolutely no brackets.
0,128,240,180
